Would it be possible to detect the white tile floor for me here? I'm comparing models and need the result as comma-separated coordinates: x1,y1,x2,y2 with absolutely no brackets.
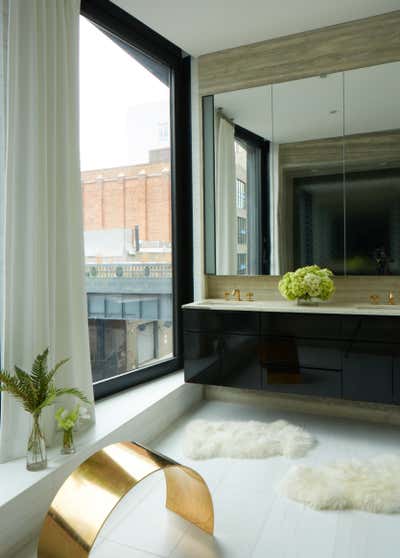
14,400,400,558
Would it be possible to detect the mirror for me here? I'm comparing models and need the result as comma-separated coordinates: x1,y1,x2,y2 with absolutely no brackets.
203,60,400,276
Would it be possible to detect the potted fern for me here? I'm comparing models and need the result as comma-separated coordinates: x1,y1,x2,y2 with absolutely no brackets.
0,348,90,471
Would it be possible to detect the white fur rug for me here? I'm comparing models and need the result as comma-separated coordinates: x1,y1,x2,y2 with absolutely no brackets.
183,419,315,459
280,455,400,513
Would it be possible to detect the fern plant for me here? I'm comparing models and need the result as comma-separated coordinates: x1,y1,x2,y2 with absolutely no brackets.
0,348,90,417
0,348,91,470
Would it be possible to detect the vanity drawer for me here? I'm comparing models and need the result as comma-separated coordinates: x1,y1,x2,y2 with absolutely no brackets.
342,344,393,404
184,331,220,383
183,309,259,334
342,315,400,344
259,337,342,370
183,309,220,332
260,313,342,339
219,311,259,334
262,366,342,399
220,334,261,389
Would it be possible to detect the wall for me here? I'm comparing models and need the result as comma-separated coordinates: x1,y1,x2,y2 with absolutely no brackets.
198,11,400,95
206,275,400,305
192,10,400,298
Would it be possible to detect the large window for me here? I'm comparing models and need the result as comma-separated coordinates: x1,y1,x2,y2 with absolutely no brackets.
80,1,192,398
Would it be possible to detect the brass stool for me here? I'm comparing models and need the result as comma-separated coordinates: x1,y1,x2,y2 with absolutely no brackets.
37,441,214,557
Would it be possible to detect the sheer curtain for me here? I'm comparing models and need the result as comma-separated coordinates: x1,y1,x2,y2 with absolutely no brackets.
247,146,262,275
215,114,237,275
0,0,94,462
0,1,6,332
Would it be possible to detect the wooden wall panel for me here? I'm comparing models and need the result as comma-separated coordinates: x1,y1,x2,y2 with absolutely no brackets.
198,11,400,95
279,130,400,168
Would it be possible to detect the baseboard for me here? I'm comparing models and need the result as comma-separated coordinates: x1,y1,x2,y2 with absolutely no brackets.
205,385,400,427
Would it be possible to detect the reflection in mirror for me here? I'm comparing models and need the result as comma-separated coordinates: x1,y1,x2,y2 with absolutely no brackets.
344,61,400,275
203,60,400,276
271,72,344,275
213,86,271,275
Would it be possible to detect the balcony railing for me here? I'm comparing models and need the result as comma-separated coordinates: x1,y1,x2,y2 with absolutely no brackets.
85,262,172,279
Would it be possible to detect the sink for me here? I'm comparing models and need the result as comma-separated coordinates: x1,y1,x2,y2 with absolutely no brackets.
356,304,400,311
191,299,257,309
197,299,255,305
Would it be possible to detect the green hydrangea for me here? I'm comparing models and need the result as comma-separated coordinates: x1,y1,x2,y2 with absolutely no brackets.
278,265,335,301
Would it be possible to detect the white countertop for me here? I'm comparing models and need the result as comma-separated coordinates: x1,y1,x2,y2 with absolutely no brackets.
183,299,400,316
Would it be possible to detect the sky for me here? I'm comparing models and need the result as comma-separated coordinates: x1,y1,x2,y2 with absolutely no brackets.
79,16,170,171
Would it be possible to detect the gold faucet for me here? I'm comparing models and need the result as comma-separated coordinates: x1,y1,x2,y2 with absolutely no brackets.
231,288,241,301
369,294,380,305
389,291,395,305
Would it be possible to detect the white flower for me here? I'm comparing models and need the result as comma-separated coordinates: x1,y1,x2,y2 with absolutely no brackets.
79,407,90,420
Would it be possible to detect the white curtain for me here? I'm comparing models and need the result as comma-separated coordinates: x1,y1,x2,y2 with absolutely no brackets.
0,2,6,328
215,115,236,275
0,0,95,462
270,142,281,274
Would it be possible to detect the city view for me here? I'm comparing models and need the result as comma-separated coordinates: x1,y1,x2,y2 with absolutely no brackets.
80,16,173,382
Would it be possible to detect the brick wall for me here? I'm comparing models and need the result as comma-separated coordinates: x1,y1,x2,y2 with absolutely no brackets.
81,160,171,243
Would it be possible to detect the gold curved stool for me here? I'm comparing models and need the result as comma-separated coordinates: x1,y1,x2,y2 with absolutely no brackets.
37,441,214,558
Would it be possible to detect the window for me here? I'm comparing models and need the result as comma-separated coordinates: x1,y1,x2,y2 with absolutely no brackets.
236,178,247,210
80,1,192,398
237,216,247,245
237,253,248,275
234,127,270,275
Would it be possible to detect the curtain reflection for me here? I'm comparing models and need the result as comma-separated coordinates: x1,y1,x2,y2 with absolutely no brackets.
215,112,236,275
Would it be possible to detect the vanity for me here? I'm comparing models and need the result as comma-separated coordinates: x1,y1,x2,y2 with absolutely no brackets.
191,23,400,408
183,302,400,405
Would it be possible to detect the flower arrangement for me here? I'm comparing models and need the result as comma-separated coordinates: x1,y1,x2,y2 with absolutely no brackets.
278,265,335,303
0,348,90,470
55,405,91,454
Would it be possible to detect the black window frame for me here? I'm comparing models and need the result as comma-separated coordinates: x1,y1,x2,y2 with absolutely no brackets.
234,124,270,274
81,0,193,400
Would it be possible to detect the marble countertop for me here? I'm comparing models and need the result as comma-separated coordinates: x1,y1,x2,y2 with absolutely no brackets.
182,299,400,316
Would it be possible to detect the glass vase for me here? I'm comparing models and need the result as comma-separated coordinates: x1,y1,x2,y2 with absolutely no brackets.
27,413,47,471
61,428,76,454
297,296,321,306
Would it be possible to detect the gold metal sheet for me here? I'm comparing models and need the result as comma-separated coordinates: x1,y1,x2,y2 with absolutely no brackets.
37,442,214,557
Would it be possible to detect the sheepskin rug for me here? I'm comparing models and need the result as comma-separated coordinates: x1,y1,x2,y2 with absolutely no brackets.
183,419,315,459
280,455,400,513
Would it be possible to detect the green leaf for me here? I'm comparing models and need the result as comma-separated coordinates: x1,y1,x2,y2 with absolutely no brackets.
54,387,91,405
46,357,70,386
0,350,91,416
14,366,37,409
31,348,49,406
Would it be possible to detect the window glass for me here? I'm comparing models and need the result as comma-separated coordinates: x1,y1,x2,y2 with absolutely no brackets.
80,16,173,383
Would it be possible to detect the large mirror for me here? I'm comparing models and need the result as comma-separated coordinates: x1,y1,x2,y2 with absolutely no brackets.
203,60,400,276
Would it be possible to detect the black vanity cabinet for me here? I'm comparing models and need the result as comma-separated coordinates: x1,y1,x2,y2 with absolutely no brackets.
183,308,400,405
183,311,261,389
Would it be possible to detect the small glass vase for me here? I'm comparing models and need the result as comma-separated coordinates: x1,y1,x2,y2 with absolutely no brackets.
27,413,47,471
297,296,321,306
61,428,76,454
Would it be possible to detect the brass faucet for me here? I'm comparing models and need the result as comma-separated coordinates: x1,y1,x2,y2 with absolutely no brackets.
231,288,241,301
389,291,395,305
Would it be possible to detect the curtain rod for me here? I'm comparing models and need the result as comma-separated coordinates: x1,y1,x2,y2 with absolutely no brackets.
216,107,234,125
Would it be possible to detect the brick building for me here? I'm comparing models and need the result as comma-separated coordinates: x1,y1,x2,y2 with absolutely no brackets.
81,148,172,263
